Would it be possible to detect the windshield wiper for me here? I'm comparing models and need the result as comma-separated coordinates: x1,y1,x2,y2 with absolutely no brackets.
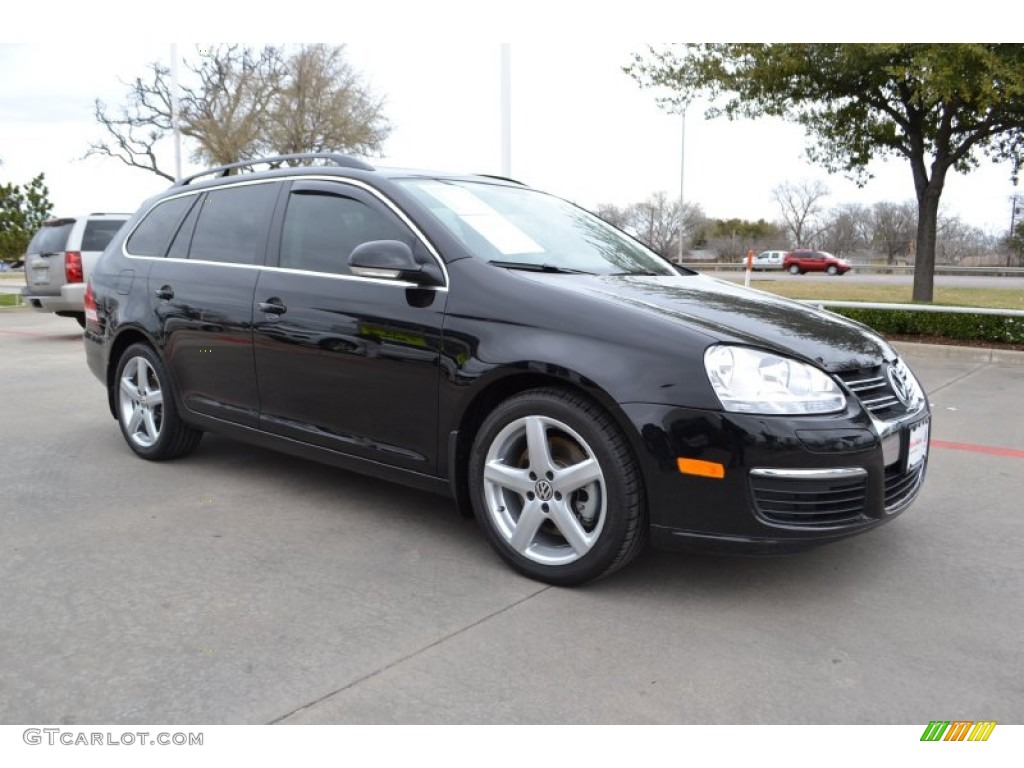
488,260,594,275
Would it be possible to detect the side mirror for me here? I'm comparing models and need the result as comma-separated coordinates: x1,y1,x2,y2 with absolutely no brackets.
349,240,441,285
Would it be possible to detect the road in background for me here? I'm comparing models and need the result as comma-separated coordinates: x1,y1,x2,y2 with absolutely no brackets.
1,310,1022,724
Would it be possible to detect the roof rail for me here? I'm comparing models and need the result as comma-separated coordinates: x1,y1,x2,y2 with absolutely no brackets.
174,153,375,186
475,173,526,185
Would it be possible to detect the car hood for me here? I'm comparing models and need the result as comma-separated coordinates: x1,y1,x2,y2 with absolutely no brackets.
518,272,895,372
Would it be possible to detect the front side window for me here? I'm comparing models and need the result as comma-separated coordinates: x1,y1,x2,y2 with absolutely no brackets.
188,183,278,265
125,196,195,257
397,179,677,276
279,190,408,275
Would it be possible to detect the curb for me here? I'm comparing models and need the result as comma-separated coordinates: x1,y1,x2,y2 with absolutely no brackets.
893,340,1024,366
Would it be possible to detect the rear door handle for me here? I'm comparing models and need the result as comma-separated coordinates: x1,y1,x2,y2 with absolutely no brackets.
155,285,174,300
258,298,287,315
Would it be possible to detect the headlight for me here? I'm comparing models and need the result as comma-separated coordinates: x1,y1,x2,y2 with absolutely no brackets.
704,345,846,415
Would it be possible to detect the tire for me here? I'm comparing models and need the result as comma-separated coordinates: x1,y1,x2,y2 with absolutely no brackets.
468,388,646,585
74,314,86,328
113,343,202,460
827,265,838,276
788,264,801,275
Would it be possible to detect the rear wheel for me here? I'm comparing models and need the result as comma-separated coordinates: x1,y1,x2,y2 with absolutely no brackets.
74,314,86,328
789,264,801,275
114,343,202,460
469,388,646,585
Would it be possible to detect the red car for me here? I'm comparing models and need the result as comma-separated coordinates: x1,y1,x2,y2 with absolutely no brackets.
783,249,851,275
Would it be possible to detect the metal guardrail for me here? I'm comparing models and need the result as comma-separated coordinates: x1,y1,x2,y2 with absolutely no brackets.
681,263,1024,276
797,299,1024,317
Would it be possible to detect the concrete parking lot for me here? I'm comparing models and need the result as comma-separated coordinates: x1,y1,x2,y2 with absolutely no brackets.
1,308,1022,724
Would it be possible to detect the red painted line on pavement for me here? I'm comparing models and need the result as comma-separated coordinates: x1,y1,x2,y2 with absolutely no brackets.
932,439,1024,459
0,328,54,338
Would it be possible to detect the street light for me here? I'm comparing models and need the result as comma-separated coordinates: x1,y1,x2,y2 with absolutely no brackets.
678,102,687,264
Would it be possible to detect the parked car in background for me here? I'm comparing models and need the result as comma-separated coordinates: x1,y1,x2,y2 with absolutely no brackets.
21,213,129,326
783,249,851,275
750,250,785,271
84,153,928,585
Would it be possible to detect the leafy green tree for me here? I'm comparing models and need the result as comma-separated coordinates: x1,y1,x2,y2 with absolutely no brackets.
627,44,1024,301
0,172,52,265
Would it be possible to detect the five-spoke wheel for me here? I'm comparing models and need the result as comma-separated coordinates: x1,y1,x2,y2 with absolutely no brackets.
470,388,645,585
113,343,202,460
119,355,165,449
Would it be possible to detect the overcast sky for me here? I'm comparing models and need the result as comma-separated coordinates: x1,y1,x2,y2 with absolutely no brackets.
1,35,1018,236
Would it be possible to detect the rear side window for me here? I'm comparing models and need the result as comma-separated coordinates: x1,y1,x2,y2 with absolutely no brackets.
280,191,408,275
126,196,195,256
188,183,278,265
81,220,126,252
27,222,73,254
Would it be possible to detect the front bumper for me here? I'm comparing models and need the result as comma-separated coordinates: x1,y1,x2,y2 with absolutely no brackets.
622,399,929,553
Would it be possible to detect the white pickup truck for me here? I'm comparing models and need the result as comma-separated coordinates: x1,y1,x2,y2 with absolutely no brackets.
21,213,129,327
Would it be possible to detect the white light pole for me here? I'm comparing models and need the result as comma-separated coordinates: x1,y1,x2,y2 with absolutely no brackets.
500,44,511,177
171,43,181,182
678,103,687,264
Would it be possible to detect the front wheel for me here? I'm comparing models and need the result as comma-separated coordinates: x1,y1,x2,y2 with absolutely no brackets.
114,343,202,460
469,388,646,585
788,264,801,275
827,265,839,276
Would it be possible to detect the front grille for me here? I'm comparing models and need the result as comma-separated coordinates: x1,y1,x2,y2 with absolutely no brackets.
884,462,926,513
751,475,869,527
836,366,906,421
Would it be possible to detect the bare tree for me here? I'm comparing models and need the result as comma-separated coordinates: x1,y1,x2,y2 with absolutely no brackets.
87,44,390,179
936,215,995,265
772,180,829,247
819,203,871,256
871,201,917,264
184,45,286,167
265,44,390,158
594,193,704,258
594,203,630,231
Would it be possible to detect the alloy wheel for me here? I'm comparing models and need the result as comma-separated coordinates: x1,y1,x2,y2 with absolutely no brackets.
118,356,164,449
481,415,606,566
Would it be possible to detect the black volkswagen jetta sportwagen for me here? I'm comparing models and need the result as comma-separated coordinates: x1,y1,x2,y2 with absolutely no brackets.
84,153,930,585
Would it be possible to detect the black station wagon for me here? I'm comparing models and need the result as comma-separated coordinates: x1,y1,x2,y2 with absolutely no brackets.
84,154,930,585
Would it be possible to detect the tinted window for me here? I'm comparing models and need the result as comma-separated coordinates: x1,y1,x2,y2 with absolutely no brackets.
81,220,126,252
126,196,195,256
280,191,408,275
166,197,201,259
27,221,73,254
188,183,278,265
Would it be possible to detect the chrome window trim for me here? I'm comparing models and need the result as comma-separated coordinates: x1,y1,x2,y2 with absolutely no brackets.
121,174,449,289
749,467,868,480
119,254,425,290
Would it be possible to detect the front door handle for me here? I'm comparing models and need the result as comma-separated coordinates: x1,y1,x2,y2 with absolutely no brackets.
155,285,174,300
258,298,287,315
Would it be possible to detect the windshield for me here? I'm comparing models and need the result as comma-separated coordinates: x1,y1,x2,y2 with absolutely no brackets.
397,179,678,276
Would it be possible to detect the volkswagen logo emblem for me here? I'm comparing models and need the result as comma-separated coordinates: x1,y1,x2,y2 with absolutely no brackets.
535,479,554,501
887,364,910,405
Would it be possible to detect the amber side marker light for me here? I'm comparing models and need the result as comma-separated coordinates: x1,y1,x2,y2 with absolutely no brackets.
677,458,725,479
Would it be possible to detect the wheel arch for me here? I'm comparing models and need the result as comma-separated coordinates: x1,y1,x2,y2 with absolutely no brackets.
446,367,647,520
105,326,162,419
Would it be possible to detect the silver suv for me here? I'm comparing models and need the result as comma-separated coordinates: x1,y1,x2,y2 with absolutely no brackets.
21,213,128,326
